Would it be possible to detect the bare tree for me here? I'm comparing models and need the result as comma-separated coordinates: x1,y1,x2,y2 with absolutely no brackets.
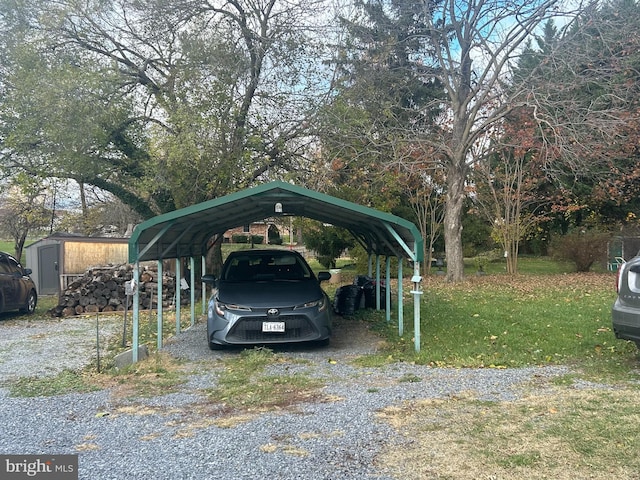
0,179,50,260
56,183,142,236
520,2,640,195
412,179,446,276
472,142,543,274
332,0,579,282
412,0,580,282
392,160,446,275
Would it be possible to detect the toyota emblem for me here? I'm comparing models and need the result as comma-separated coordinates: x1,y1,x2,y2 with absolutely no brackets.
267,308,279,316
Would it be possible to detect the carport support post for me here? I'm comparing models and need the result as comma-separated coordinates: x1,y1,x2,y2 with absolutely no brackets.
411,261,422,352
190,256,196,326
398,257,404,336
157,260,163,350
375,255,381,310
201,256,207,314
385,256,391,323
132,262,140,362
175,259,181,335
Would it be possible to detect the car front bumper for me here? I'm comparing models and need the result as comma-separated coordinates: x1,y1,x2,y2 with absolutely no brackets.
207,304,332,347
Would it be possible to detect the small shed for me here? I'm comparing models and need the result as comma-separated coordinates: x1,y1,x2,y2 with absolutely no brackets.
25,234,130,295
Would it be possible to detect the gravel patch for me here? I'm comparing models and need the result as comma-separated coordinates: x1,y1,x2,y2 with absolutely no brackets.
0,315,121,381
0,314,569,479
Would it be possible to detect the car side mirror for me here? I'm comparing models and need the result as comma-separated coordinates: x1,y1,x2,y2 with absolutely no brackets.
24,268,32,275
201,274,217,285
317,271,331,283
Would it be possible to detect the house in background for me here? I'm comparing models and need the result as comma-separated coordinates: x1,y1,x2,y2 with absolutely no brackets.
224,219,292,244
25,234,129,295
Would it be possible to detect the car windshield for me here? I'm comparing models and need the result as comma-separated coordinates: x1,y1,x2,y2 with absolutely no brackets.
0,254,22,275
222,252,312,282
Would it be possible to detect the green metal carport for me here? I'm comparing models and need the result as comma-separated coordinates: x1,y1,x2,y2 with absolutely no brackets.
128,181,424,361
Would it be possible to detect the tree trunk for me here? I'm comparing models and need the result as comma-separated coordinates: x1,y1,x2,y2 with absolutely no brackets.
14,230,27,263
79,181,90,236
206,240,224,276
444,162,466,282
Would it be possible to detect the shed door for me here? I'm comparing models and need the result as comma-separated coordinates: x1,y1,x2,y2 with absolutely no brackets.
38,244,60,295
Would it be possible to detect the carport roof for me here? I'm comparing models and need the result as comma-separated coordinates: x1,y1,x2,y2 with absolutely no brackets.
128,181,423,263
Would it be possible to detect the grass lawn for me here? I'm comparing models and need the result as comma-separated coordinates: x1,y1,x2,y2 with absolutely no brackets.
354,269,636,380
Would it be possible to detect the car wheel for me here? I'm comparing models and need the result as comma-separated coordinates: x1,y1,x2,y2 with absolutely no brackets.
20,290,37,314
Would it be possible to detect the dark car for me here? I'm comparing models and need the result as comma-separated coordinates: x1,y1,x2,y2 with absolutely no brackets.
202,249,332,350
612,252,640,348
0,251,37,315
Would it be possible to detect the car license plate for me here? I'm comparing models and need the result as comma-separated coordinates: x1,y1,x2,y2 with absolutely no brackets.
262,321,285,333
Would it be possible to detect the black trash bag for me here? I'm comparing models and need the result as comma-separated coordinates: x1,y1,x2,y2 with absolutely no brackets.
363,284,388,309
354,276,388,309
354,275,373,287
333,284,362,316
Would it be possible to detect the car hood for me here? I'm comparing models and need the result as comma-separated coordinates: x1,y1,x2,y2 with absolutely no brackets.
217,279,325,308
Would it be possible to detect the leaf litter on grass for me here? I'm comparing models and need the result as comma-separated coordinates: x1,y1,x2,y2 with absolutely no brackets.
375,383,640,480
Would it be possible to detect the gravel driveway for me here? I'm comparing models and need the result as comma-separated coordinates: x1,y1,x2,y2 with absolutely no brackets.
0,313,567,480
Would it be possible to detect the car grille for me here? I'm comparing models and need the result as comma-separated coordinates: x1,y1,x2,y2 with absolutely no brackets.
227,315,317,342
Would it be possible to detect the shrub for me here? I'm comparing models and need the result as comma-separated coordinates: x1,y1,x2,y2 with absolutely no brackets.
232,234,249,244
304,225,354,269
473,254,490,272
550,231,610,272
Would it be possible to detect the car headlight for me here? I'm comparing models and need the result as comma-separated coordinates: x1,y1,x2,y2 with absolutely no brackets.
214,300,251,316
295,297,327,312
